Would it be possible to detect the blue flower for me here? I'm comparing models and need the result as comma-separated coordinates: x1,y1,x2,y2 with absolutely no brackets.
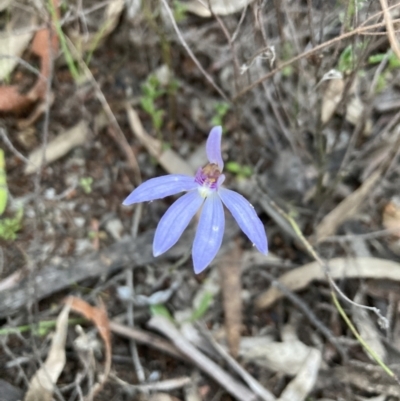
123,126,268,274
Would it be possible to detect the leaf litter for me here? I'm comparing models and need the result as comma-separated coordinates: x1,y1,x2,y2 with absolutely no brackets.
2,1,400,400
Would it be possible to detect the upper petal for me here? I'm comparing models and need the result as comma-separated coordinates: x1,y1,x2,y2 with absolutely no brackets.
206,126,224,171
218,188,268,254
153,191,204,256
192,194,225,274
123,175,198,205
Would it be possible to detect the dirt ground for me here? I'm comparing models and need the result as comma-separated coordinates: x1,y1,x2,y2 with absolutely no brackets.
1,0,400,400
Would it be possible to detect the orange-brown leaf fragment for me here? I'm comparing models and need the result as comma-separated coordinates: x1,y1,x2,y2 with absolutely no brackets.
67,296,111,400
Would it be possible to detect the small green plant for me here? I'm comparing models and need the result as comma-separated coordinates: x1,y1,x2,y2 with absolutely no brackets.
150,304,174,321
190,291,213,322
225,161,252,179
368,50,400,93
79,177,93,194
0,208,23,241
211,102,230,126
173,0,187,22
337,42,368,73
140,75,165,132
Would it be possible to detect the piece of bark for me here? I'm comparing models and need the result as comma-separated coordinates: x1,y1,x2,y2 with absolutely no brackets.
0,221,238,318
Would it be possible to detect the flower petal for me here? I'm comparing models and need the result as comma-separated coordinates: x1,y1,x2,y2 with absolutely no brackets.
153,190,204,256
206,126,224,171
192,194,225,274
123,175,198,205
218,188,268,254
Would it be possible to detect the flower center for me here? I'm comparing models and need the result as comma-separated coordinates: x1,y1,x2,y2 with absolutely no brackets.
195,163,221,190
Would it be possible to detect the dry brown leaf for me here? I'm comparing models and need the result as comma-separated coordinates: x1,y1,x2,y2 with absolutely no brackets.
315,170,380,241
383,198,400,236
25,120,89,174
256,257,400,309
0,0,59,113
126,104,195,176
185,0,253,16
69,0,124,53
24,302,70,401
219,244,242,357
0,7,36,80
277,348,321,401
67,296,111,400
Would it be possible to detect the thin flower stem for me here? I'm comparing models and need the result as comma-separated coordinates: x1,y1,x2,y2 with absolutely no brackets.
257,184,397,382
331,290,398,382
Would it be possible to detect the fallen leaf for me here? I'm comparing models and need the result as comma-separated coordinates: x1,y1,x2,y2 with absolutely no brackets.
67,296,111,401
315,170,380,241
69,0,125,54
256,257,400,309
126,105,195,175
239,335,317,376
277,348,321,401
0,7,36,80
185,0,253,16
0,0,59,113
25,120,89,174
383,198,400,236
321,77,344,123
24,302,70,401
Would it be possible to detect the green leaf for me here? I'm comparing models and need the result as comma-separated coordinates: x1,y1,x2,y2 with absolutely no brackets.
226,161,241,173
150,304,174,321
190,292,213,322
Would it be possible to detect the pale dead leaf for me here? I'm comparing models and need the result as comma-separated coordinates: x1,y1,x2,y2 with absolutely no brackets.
0,0,12,11
0,0,59,113
126,104,194,175
239,335,316,376
24,302,70,401
256,257,400,309
346,96,372,135
219,244,242,357
0,8,36,80
315,170,380,241
25,120,89,174
185,0,253,17
69,0,124,53
148,394,181,401
382,198,400,236
67,296,111,401
321,77,344,123
277,348,321,401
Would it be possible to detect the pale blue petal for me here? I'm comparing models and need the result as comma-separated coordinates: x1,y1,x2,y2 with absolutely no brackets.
123,175,198,205
218,188,268,254
206,126,224,171
192,194,225,274
153,191,204,256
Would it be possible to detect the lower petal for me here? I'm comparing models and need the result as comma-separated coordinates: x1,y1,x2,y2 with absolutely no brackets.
153,191,204,256
218,188,268,254
192,194,225,274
